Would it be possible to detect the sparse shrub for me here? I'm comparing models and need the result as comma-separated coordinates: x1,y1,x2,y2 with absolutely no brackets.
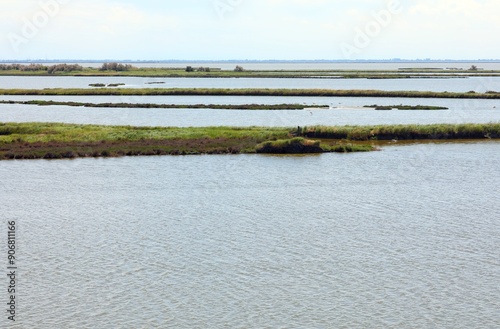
197,67,211,72
100,62,134,71
47,64,83,74
234,65,244,72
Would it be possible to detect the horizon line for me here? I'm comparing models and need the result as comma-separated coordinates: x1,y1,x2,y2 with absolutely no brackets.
1,59,500,63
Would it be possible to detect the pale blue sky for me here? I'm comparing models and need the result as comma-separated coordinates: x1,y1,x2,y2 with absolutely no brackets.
2,0,499,60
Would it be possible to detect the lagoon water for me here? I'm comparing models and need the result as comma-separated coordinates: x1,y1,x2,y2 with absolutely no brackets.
1,76,500,93
2,74,498,128
1,71,500,328
2,142,500,328
1,100,499,127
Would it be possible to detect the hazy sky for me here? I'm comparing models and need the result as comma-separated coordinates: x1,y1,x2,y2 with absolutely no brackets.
2,0,499,60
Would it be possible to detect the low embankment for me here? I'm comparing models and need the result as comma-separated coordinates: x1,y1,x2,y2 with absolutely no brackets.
0,88,499,99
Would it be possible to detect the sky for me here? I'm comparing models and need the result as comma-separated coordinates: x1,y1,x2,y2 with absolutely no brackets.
1,0,499,61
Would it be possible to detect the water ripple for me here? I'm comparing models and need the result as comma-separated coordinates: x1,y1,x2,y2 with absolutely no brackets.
1,143,499,328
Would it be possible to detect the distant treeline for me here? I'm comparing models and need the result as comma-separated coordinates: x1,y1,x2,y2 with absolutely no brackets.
0,62,136,73
0,63,83,74
99,63,135,71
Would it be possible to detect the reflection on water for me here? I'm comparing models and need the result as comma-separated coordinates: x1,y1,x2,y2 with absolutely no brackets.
2,142,500,328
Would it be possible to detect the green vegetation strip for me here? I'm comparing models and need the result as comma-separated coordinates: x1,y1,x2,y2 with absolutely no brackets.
300,123,500,140
1,122,499,160
2,64,500,78
0,100,327,110
1,88,499,99
364,104,449,110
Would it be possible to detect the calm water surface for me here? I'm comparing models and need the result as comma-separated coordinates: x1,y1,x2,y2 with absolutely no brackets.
1,142,499,328
1,101,498,127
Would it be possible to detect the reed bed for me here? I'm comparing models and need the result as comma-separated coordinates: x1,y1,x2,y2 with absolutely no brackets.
301,123,500,140
0,100,326,110
1,122,498,159
0,88,499,99
1,66,500,78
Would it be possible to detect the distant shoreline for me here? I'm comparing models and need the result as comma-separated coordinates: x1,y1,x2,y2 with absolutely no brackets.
2,63,500,78
2,59,500,64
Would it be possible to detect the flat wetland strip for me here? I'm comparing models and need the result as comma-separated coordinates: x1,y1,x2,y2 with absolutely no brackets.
0,100,328,110
0,100,452,111
363,104,449,110
2,67,500,78
1,122,499,160
300,123,500,140
1,88,500,99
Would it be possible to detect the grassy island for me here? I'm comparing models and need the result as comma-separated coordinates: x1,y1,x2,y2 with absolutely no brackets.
0,122,499,160
0,100,328,111
364,104,449,110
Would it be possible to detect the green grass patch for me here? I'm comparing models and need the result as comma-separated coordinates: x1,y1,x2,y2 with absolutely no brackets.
1,122,499,160
364,104,449,110
300,123,500,140
2,66,500,78
0,100,327,110
0,88,499,99
256,138,323,154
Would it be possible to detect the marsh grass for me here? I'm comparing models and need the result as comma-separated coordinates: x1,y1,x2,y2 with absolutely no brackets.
256,138,323,154
1,67,500,78
364,104,449,110
0,100,327,110
1,122,499,159
325,143,374,152
0,88,498,99
301,123,500,140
